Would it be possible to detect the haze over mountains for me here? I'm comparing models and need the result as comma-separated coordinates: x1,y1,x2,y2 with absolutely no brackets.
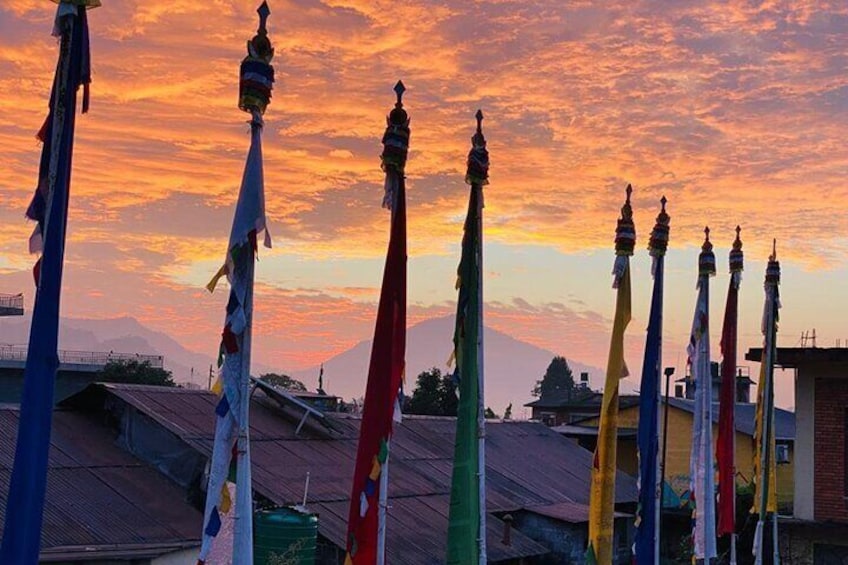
290,316,616,415
0,315,239,385
0,314,627,415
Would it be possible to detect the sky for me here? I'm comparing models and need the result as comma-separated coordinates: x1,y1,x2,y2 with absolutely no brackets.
1,1,847,410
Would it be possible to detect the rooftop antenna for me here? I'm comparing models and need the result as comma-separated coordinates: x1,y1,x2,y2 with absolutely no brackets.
300,471,311,510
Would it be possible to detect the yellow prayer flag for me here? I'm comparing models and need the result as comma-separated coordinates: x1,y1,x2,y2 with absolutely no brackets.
588,267,632,564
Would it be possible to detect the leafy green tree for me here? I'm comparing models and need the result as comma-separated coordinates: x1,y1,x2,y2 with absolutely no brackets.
260,373,307,391
98,360,175,387
531,356,576,399
406,368,445,415
484,407,498,419
503,403,513,420
439,373,458,417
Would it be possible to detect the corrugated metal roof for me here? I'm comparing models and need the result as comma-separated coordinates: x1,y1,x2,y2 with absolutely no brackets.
0,407,202,561
524,501,630,524
666,397,795,440
525,391,641,410
311,496,549,564
74,383,639,563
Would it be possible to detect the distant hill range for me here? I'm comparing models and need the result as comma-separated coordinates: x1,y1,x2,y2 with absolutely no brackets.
1,314,626,415
290,316,615,415
0,315,224,385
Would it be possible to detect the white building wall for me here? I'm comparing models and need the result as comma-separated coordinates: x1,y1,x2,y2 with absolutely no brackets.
794,368,815,521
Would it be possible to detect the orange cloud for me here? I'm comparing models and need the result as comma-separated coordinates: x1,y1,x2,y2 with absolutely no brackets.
0,0,846,400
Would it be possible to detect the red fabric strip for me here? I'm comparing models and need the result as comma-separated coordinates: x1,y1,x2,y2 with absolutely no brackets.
716,280,738,536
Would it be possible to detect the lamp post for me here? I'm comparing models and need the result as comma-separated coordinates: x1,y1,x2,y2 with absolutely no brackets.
659,366,675,557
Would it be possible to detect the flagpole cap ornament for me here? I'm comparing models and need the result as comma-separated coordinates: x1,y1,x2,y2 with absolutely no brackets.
466,109,490,186
648,195,670,258
729,225,744,273
381,81,411,174
239,1,275,115
614,184,636,257
699,226,716,277
611,184,635,287
765,239,780,286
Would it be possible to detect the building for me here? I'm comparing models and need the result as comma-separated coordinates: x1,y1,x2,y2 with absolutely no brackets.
525,387,641,428
0,293,24,317
674,362,755,404
558,397,795,512
0,404,202,563
747,347,848,561
0,345,164,404
53,382,640,564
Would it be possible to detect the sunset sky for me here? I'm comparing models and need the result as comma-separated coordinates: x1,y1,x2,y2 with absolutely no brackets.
1,1,847,409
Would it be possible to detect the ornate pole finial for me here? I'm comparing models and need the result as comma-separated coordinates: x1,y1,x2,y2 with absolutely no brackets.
257,1,270,34
466,109,489,187
381,81,411,198
729,225,744,283
614,185,636,256
612,184,636,286
239,2,275,116
766,239,780,285
648,196,670,259
394,81,406,109
699,225,716,277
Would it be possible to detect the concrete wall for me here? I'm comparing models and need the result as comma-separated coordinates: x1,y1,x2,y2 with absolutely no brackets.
793,369,815,521
778,520,848,564
512,511,633,564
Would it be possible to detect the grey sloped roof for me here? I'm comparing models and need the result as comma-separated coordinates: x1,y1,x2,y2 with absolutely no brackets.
666,397,795,441
69,383,639,564
0,405,201,562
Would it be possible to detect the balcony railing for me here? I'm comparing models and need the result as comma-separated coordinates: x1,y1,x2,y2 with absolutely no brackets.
0,293,24,316
0,345,163,368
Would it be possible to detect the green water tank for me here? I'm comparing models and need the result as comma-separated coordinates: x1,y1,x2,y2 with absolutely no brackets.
254,506,319,565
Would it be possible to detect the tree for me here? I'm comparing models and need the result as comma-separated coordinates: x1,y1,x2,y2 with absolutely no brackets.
439,372,458,417
503,403,513,420
98,360,175,387
484,407,498,419
404,368,462,417
260,373,307,391
531,356,576,399
406,368,445,416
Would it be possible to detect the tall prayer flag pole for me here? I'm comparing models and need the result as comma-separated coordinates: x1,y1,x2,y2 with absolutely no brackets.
752,242,780,564
587,185,635,565
718,227,743,564
447,110,490,565
688,227,718,563
344,82,409,565
634,197,670,565
0,2,98,562
197,4,274,563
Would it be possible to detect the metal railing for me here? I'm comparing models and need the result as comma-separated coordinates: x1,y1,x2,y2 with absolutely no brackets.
0,345,163,368
0,293,24,315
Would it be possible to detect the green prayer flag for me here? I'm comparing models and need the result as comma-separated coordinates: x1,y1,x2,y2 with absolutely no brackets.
446,184,483,564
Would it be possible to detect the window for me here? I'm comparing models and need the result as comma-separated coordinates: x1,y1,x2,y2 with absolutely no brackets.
776,443,790,465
